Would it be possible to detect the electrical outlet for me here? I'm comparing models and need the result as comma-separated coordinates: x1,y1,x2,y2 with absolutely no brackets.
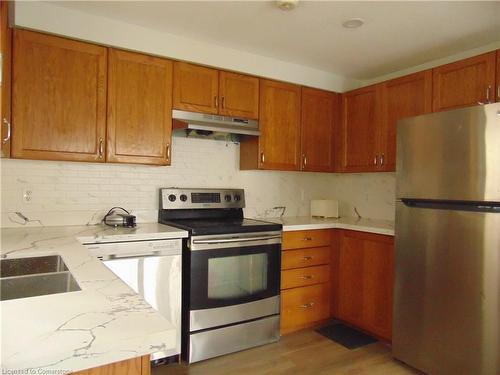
23,189,33,203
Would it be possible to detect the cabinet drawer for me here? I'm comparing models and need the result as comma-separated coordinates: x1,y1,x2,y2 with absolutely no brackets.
281,283,330,334
282,229,331,250
282,247,331,270
281,264,330,289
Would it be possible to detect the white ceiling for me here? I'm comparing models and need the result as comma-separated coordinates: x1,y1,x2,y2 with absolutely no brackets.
49,1,500,80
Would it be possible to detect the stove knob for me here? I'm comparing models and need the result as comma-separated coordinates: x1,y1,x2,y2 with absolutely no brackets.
168,194,177,202
234,194,241,202
224,194,232,202
180,194,188,202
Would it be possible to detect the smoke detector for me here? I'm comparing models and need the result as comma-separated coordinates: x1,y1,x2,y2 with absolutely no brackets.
342,18,364,29
276,0,299,11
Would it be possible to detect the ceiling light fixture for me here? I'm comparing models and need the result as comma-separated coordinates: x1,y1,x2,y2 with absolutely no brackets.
342,18,364,29
276,0,299,11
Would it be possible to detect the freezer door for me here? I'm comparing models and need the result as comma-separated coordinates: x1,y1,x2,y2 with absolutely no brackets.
396,103,500,201
393,201,499,375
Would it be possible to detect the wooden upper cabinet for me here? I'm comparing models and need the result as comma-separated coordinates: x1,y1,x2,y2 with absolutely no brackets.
219,71,259,119
496,50,500,102
0,0,12,158
300,87,338,172
254,79,301,171
381,70,432,171
432,52,496,112
340,84,383,172
12,30,107,162
337,230,394,341
173,62,218,114
107,49,173,165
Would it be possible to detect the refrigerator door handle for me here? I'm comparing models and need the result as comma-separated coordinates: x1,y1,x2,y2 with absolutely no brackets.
401,198,500,213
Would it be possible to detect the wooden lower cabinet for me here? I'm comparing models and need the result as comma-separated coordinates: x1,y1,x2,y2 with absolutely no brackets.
281,283,331,335
72,355,150,375
282,229,331,250
335,229,394,341
280,229,332,335
281,264,330,290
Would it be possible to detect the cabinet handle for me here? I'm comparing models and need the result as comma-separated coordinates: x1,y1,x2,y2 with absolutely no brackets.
221,96,225,109
2,118,11,144
380,153,385,166
300,275,313,280
303,237,312,241
214,96,218,108
373,155,378,166
302,256,313,261
478,85,492,105
300,302,315,309
98,138,104,159
166,143,171,161
302,154,307,169
260,151,265,164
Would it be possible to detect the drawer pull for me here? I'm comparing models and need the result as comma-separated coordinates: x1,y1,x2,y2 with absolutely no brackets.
303,237,313,241
300,302,315,309
302,256,313,261
300,275,313,280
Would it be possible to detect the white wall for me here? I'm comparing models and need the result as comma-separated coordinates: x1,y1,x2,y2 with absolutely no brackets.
0,137,396,228
13,1,360,93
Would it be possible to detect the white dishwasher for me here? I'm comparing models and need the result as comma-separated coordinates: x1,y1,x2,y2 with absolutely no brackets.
83,238,182,361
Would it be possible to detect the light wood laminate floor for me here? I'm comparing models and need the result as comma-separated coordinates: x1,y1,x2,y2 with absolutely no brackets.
153,329,422,375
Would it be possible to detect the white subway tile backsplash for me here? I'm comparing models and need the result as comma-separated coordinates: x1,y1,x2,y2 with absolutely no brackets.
0,136,396,227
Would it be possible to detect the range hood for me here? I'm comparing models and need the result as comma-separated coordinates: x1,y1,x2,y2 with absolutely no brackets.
172,110,260,137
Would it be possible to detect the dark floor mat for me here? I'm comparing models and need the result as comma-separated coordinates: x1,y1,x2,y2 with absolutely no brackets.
316,322,378,349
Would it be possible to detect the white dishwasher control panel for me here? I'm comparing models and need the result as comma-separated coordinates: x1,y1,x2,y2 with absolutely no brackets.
85,238,182,260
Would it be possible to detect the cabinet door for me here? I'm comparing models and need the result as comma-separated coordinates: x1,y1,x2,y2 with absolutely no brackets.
496,50,500,102
337,232,365,327
281,283,331,335
340,84,383,172
301,87,338,172
382,70,432,171
72,355,150,375
0,0,12,158
12,30,107,162
362,233,394,341
173,62,218,114
337,230,394,341
107,49,173,165
432,52,496,111
257,79,301,171
219,71,259,119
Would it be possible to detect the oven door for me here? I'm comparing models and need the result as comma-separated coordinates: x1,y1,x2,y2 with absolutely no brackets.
188,231,281,331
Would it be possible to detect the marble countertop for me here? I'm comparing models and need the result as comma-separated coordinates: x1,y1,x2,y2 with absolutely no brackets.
265,216,394,236
0,224,188,374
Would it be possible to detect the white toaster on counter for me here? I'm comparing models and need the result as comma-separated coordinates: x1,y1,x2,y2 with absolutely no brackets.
310,200,339,218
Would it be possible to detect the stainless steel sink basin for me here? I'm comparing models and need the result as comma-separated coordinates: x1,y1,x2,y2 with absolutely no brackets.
0,255,81,301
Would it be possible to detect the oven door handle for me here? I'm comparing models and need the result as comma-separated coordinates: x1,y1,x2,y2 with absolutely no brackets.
192,235,282,245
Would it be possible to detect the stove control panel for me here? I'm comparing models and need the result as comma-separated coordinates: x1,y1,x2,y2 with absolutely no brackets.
160,188,245,209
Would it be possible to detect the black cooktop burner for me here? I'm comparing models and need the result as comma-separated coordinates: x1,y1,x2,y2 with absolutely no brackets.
160,217,282,236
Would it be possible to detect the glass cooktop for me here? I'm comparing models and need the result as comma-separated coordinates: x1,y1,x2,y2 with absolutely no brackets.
161,218,282,236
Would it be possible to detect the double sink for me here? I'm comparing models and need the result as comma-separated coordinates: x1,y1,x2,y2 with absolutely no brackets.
0,255,81,301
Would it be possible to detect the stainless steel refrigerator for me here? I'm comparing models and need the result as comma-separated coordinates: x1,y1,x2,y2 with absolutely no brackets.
393,103,499,375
